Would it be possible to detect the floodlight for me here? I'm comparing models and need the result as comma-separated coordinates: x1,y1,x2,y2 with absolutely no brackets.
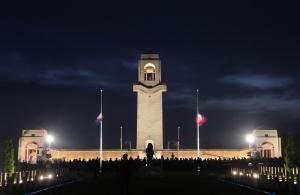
45,135,54,144
245,134,255,144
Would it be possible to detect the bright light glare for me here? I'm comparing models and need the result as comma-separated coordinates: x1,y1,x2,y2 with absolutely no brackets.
48,174,53,179
253,173,259,179
239,172,243,176
245,134,255,143
232,171,237,175
46,135,54,143
39,176,44,180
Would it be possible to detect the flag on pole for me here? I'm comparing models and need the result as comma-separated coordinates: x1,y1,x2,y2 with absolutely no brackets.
196,113,207,126
96,112,103,123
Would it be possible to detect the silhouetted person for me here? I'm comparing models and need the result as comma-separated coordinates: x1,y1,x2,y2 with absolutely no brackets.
171,152,175,160
93,157,100,179
146,143,154,166
120,153,132,195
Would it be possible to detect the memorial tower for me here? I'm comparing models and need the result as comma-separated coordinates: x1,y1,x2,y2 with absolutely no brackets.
133,53,167,149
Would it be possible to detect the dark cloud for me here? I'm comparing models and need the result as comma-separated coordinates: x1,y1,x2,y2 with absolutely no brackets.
221,74,292,89
205,95,300,114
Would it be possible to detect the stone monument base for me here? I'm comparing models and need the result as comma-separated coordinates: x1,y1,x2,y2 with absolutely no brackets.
49,148,250,161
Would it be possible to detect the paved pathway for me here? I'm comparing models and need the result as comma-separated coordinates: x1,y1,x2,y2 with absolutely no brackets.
31,172,271,195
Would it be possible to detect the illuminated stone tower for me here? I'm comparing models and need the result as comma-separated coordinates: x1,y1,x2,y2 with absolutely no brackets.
133,53,167,150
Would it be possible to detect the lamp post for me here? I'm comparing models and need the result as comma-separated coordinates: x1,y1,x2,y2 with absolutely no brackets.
129,141,131,150
45,135,54,161
245,134,255,158
125,140,131,150
120,126,123,150
45,135,54,149
177,126,180,158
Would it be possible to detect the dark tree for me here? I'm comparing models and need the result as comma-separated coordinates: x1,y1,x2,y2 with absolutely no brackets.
146,143,154,166
0,140,4,170
284,134,295,173
284,134,296,195
4,140,15,176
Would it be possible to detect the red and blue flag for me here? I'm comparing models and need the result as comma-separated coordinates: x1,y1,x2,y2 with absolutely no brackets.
196,113,207,126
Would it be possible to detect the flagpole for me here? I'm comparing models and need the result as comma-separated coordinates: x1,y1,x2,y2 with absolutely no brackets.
99,89,103,173
177,126,180,158
197,89,200,159
120,126,123,150
196,89,201,172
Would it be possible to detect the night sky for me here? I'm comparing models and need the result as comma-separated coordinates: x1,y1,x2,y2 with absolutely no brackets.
1,1,300,150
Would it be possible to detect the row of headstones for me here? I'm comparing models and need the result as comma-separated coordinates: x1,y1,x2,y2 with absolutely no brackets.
0,169,64,188
231,166,300,194
260,166,299,183
231,167,299,184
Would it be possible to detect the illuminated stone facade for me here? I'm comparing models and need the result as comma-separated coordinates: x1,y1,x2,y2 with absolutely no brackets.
19,129,282,163
48,148,250,161
17,54,282,164
133,53,166,149
18,129,48,164
250,130,282,158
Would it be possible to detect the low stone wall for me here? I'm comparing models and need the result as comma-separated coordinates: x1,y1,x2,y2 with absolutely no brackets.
50,148,250,161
